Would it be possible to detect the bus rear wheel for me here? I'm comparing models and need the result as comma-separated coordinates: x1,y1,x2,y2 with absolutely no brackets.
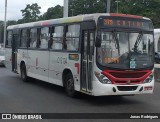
20,64,28,82
65,73,76,98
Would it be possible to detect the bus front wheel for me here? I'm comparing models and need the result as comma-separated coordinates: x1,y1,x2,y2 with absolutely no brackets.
65,73,76,98
20,64,28,82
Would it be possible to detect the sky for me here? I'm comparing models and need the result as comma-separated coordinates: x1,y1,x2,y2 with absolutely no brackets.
0,0,63,21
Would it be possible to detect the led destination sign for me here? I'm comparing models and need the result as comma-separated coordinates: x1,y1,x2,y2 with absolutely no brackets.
98,17,153,30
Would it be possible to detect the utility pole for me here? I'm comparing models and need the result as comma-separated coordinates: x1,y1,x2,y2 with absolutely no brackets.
115,0,120,13
107,0,111,13
71,9,74,16
63,0,69,17
3,0,7,48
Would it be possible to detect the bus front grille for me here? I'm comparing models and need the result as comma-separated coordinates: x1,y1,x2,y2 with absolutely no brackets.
109,72,146,78
117,86,138,91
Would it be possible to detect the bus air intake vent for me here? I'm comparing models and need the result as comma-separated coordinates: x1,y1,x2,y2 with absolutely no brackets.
117,86,138,91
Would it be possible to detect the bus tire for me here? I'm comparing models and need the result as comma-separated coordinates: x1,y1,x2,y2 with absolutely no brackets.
20,63,28,82
65,73,76,98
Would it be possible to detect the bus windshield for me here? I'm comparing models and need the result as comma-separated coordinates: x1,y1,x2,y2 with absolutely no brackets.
97,30,154,69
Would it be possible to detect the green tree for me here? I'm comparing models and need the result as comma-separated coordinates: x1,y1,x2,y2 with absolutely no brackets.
0,20,17,43
117,0,160,28
69,0,107,16
21,3,41,23
40,5,63,20
17,19,24,24
7,20,17,26
69,0,160,27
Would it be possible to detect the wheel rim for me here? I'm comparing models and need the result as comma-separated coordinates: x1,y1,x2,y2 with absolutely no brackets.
66,78,74,92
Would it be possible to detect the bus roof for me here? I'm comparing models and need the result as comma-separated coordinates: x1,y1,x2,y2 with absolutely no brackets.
154,29,160,33
7,13,151,30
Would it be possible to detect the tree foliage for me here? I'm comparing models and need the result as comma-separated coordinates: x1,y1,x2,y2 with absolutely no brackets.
69,0,160,28
112,0,160,27
0,20,17,43
40,5,63,20
9,0,157,26
21,3,41,23
69,0,107,16
15,0,160,27
1,1,160,43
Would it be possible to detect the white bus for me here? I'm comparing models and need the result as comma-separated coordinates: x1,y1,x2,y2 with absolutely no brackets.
5,13,154,97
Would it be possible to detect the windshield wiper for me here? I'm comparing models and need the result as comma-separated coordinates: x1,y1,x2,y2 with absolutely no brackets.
134,31,143,52
112,30,120,55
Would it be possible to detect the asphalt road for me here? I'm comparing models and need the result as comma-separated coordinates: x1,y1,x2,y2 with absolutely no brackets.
0,67,160,122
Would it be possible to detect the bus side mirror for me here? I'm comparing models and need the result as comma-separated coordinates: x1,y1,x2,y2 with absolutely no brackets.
95,37,101,47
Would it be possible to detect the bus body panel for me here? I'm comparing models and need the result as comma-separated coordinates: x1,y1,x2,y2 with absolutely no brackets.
17,49,28,74
27,50,49,82
49,51,81,91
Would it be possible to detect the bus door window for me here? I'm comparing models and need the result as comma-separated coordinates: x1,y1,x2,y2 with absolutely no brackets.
40,27,49,49
51,26,63,50
89,32,94,60
81,32,88,91
84,33,88,60
6,31,12,47
29,28,37,48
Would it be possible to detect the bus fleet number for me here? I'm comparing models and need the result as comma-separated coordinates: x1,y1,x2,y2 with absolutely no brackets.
57,57,67,64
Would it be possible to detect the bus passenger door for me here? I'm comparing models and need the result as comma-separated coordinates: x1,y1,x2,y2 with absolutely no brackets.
81,31,94,92
12,34,18,72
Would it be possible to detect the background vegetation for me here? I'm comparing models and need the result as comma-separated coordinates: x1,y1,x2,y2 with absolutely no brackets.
1,0,160,43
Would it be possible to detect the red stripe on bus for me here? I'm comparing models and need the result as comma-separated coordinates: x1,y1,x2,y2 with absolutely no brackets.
102,70,152,85
75,63,80,74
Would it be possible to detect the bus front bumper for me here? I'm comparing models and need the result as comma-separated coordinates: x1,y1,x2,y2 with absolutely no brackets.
92,80,154,96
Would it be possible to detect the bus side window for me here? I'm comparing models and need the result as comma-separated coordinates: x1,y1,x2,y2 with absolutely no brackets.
49,27,54,49
20,29,27,48
29,28,37,48
39,27,49,49
65,24,80,51
51,26,63,50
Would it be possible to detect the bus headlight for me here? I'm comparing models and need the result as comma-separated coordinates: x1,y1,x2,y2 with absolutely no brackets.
144,74,153,83
95,72,112,84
